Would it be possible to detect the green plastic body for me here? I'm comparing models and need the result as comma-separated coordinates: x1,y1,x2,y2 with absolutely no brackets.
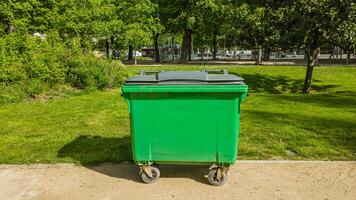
122,85,248,165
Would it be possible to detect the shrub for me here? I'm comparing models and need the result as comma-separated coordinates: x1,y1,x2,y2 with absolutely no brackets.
0,33,68,85
0,33,128,105
26,39,67,85
25,79,50,97
0,34,29,84
65,55,127,90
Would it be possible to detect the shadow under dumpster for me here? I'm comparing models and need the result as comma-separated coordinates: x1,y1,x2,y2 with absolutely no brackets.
58,135,210,185
88,164,210,185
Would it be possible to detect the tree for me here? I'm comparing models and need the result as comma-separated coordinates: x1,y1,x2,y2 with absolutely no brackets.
171,0,194,63
119,0,160,61
0,0,42,34
89,0,124,58
192,0,220,60
223,2,275,64
328,1,356,64
269,0,355,93
151,0,164,62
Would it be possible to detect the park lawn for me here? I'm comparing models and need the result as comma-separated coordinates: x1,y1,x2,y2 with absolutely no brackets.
0,65,355,164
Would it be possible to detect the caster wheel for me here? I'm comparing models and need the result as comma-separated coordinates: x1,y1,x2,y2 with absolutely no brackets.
140,166,160,184
208,168,228,186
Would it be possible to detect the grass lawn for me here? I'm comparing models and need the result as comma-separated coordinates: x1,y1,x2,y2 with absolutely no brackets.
0,65,355,164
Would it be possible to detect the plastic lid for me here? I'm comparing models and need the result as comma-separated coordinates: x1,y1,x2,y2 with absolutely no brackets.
125,69,244,85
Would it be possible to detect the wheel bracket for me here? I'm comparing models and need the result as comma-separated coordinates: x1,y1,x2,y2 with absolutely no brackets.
209,164,230,180
140,165,153,178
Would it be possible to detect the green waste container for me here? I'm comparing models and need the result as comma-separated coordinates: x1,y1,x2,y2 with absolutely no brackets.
122,69,248,186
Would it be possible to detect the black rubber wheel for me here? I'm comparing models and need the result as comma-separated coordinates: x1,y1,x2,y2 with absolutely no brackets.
208,168,228,186
140,166,160,184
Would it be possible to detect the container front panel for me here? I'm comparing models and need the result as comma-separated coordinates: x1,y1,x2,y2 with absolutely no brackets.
129,92,240,164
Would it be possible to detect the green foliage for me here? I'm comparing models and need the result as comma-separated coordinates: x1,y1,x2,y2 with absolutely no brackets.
26,79,50,97
26,39,67,85
0,33,127,104
0,34,28,84
65,55,127,90
1,0,355,97
0,33,67,85
1,0,355,53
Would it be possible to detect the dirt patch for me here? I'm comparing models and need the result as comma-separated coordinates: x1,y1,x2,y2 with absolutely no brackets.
0,161,355,200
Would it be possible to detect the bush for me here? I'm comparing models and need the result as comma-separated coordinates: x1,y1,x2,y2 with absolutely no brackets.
0,33,128,105
26,40,67,85
0,34,29,84
25,79,50,97
0,33,68,85
65,55,127,90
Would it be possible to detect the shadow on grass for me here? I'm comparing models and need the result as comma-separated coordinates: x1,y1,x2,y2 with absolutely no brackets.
58,135,132,164
232,72,338,94
58,135,210,184
243,110,356,158
275,92,356,109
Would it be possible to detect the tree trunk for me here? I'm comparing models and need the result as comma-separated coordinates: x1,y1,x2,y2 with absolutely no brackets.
188,32,192,61
128,45,133,61
263,48,270,60
232,47,237,59
213,32,217,60
105,39,110,59
340,49,343,60
336,46,339,58
259,48,262,64
346,49,350,64
200,48,204,61
303,46,319,93
172,36,175,62
303,57,313,93
311,47,320,66
154,33,160,62
256,48,262,65
181,29,191,63
329,43,333,59
111,36,116,59
181,33,187,63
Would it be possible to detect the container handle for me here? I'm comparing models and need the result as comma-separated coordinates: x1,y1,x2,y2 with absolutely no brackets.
202,69,228,75
139,70,163,76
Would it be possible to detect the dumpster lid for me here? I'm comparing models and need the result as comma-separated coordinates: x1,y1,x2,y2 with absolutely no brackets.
125,69,244,85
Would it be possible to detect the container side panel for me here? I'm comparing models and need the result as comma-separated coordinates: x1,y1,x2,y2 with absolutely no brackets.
130,98,152,162
217,97,239,164
128,92,242,164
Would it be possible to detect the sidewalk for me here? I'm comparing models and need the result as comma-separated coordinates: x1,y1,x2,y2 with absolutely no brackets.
1,161,355,200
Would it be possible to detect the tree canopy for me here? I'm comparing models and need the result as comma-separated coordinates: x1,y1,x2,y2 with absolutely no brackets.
0,0,355,92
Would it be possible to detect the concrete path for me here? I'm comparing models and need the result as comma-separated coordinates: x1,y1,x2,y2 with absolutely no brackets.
0,161,355,200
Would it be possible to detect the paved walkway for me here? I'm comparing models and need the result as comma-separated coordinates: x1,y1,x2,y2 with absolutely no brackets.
0,161,355,200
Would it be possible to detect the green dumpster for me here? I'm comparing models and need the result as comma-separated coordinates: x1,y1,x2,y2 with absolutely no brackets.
122,69,248,186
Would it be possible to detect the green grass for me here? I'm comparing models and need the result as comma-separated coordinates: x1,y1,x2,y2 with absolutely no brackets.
0,65,355,164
